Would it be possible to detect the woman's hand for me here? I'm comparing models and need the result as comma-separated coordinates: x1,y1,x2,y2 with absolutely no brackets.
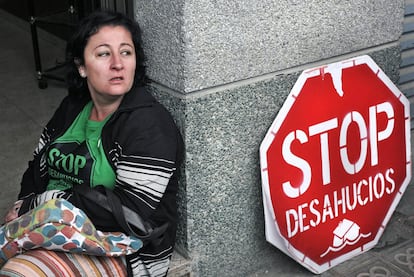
4,200,23,223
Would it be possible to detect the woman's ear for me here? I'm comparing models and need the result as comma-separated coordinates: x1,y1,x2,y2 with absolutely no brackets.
78,67,87,78
75,58,86,78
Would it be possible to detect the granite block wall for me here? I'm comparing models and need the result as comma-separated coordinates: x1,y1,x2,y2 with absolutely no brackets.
136,0,403,93
134,0,404,276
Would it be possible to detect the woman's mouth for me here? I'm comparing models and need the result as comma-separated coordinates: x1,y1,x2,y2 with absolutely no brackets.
109,76,124,84
110,76,124,81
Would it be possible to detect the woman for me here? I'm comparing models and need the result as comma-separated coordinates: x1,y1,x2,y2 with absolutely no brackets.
2,10,183,277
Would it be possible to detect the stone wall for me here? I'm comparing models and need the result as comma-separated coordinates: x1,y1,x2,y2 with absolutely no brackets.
133,1,405,276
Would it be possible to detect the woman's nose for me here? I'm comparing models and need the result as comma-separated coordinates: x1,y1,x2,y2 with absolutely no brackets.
110,54,123,70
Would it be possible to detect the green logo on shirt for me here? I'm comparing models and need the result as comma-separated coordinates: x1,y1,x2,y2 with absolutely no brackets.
48,148,87,175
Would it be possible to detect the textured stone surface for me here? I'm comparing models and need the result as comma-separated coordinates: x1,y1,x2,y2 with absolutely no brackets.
136,0,404,94
134,1,186,93
138,1,405,276
177,73,299,276
136,1,404,273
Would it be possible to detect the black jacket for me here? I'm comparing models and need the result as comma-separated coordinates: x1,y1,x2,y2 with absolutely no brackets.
18,86,184,276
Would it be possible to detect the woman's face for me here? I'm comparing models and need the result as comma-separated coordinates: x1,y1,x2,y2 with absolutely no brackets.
79,25,136,100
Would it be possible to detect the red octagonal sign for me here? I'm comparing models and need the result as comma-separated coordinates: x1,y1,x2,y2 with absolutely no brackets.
260,55,411,274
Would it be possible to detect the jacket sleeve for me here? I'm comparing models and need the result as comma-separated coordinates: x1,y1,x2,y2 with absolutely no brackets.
17,95,75,215
18,128,53,201
112,106,184,228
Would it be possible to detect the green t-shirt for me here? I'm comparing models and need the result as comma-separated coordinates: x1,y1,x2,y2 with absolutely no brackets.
47,101,116,191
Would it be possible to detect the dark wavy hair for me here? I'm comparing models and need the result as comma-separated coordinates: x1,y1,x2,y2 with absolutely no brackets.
65,10,147,93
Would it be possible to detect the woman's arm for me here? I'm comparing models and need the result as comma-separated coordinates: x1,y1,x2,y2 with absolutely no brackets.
17,95,80,216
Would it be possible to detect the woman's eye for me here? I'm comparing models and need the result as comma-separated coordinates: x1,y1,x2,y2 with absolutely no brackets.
121,50,133,56
97,52,110,57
